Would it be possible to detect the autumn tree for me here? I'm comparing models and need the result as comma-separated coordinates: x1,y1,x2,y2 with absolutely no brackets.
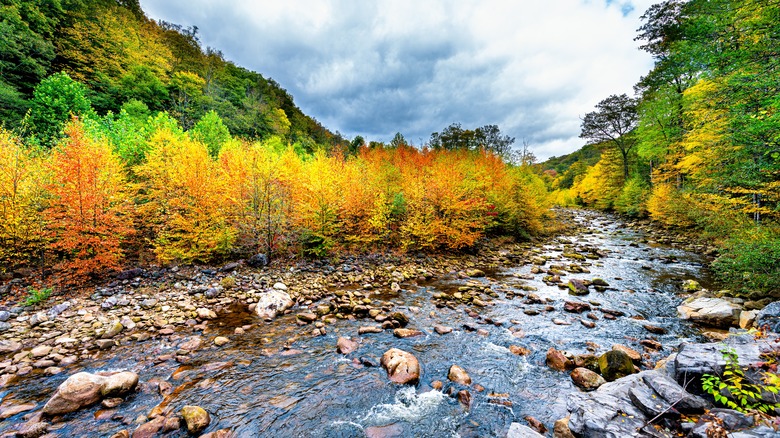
45,121,133,282
580,94,638,181
0,129,49,270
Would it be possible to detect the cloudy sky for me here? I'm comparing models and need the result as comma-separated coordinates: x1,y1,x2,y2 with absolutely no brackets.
139,0,657,159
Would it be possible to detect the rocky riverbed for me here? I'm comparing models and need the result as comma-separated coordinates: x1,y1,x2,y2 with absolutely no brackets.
0,209,777,437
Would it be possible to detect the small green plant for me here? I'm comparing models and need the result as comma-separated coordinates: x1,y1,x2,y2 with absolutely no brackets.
23,287,53,307
220,276,236,289
701,347,780,414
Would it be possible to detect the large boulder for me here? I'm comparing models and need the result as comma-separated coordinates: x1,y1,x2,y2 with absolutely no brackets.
380,348,420,385
43,371,139,416
677,296,741,328
254,290,294,320
672,335,772,383
598,350,636,382
755,301,780,333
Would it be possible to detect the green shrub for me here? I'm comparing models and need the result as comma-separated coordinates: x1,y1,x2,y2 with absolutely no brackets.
701,347,780,414
713,232,780,299
23,287,52,307
614,176,649,217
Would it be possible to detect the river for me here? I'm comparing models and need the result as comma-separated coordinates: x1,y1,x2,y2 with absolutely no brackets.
0,211,713,437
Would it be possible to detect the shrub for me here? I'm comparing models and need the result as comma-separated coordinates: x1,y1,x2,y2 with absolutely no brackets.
713,231,780,299
23,287,52,307
614,176,649,217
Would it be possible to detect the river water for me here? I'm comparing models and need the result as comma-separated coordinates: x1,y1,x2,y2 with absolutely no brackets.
0,211,713,437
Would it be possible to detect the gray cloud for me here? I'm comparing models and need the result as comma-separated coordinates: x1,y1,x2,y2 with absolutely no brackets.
140,0,657,159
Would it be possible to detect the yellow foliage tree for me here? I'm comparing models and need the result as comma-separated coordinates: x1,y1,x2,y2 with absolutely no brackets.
137,129,235,263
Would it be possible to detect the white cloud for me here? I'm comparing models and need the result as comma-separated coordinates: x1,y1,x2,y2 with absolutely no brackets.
140,0,658,159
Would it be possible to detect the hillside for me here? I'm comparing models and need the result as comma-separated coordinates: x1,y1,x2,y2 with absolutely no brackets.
0,0,344,149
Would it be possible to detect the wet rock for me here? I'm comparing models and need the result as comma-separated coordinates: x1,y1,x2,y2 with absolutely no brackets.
132,416,165,438
448,365,471,385
677,296,741,328
101,371,140,397
682,279,701,292
552,318,571,326
553,417,575,438
570,367,606,391
359,356,378,367
466,268,485,277
457,389,471,408
507,422,545,438
337,337,358,355
393,328,423,338
0,403,37,420
580,319,595,328
365,423,403,438
162,416,182,433
643,324,667,334
200,429,235,438
102,397,124,408
43,371,137,415
434,325,452,335
509,345,531,356
214,336,230,346
96,339,115,350
755,301,780,333
523,416,547,435
567,279,589,296
296,312,318,323
179,336,203,351
612,344,641,362
16,421,49,438
255,290,294,320
546,348,573,371
563,301,591,313
181,405,210,434
380,348,420,385
598,350,636,381
110,431,130,438
672,335,768,383
358,326,383,335
390,312,409,327
640,339,663,351
196,307,217,320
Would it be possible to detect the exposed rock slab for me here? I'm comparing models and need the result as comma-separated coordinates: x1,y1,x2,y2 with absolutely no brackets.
677,296,741,328
255,290,294,320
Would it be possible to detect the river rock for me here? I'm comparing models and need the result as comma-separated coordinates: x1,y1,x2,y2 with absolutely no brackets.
133,416,165,438
337,337,358,354
672,334,769,382
213,336,230,346
570,367,606,391
739,310,758,329
181,405,210,434
102,320,124,338
255,290,294,320
448,365,471,385
641,370,709,413
247,253,268,268
507,422,545,438
682,279,701,292
16,421,49,438
563,301,590,313
598,350,636,381
434,325,453,335
393,328,423,338
567,279,589,296
553,417,575,438
358,326,383,334
546,348,573,371
380,348,420,385
677,296,741,328
612,344,641,362
628,385,677,418
0,340,22,354
200,430,235,438
196,307,217,320
755,301,780,333
390,312,409,327
43,370,138,415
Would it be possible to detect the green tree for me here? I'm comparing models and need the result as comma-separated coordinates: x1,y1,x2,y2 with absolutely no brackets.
580,94,638,181
190,110,231,158
27,72,93,147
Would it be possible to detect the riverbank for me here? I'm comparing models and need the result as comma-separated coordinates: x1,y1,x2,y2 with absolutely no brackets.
0,209,773,437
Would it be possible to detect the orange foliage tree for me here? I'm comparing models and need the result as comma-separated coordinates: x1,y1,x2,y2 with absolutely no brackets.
45,121,133,282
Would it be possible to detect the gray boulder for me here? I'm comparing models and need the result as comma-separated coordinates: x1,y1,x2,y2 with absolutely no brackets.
254,290,294,320
677,296,741,328
755,301,780,333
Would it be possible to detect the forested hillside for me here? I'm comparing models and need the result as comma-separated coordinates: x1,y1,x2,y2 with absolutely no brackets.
0,0,549,286
0,0,343,148
544,0,780,299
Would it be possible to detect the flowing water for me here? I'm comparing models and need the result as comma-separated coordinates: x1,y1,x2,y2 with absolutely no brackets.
0,212,714,437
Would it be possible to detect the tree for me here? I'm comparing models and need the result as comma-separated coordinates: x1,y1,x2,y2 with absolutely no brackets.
27,72,93,147
390,132,406,148
190,110,231,158
429,123,515,157
580,94,638,181
46,121,133,282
